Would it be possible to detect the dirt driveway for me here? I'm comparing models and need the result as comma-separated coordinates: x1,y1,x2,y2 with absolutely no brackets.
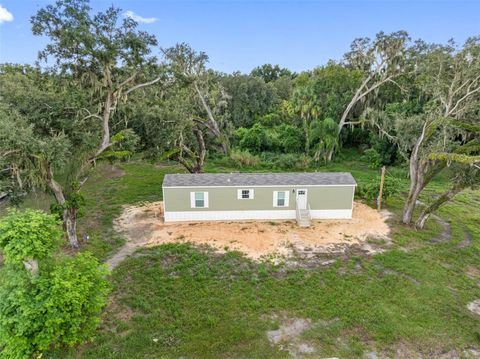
107,201,390,269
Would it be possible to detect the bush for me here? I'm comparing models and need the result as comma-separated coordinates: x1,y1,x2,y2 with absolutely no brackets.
361,148,382,169
0,209,61,264
0,253,110,358
230,149,260,168
235,123,269,153
357,175,401,202
0,210,110,358
275,124,304,153
255,112,283,127
259,153,311,170
273,153,298,169
99,128,140,163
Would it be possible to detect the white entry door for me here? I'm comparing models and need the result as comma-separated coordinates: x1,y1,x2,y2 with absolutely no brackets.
296,189,308,209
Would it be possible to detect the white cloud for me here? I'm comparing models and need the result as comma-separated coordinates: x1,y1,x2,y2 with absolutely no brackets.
124,10,157,24
0,4,13,24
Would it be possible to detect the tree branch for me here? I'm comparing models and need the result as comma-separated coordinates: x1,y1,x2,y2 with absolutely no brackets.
124,76,168,95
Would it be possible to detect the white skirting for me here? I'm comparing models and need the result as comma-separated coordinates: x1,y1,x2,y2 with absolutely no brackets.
310,209,352,219
164,209,352,222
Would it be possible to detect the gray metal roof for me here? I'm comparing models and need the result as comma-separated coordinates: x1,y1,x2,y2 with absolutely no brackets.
163,172,356,187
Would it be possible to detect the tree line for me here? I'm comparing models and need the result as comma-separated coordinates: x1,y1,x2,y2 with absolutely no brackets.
1,0,479,251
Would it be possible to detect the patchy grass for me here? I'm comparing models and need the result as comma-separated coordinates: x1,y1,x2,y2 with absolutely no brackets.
79,162,184,260
42,155,480,358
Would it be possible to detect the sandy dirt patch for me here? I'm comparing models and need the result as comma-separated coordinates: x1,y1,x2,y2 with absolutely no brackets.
107,201,390,269
267,317,314,357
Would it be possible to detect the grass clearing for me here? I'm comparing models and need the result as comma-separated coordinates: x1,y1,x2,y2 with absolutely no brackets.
42,152,480,358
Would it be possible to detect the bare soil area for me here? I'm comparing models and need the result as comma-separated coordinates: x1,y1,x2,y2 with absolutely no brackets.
108,201,390,269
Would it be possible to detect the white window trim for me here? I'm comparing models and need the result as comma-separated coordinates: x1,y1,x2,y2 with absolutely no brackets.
190,191,209,208
273,190,289,207
237,188,254,200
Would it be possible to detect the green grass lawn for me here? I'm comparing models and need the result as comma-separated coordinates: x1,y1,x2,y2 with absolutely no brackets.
8,152,480,358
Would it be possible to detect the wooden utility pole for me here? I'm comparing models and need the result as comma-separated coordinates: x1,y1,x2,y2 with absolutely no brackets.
377,166,386,211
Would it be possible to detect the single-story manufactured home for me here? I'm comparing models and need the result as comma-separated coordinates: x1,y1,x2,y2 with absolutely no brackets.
162,172,356,226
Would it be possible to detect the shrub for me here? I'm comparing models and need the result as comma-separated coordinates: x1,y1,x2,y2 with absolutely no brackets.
276,124,304,153
99,129,140,163
0,209,61,264
357,175,401,202
255,112,283,127
273,153,298,169
361,148,382,169
264,153,311,170
235,123,269,153
230,149,260,168
0,253,110,358
0,210,110,358
310,118,340,162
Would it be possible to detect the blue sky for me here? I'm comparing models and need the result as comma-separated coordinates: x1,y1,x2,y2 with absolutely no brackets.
0,1,479,73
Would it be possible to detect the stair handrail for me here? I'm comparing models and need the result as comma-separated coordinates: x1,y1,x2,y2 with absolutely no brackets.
295,200,300,222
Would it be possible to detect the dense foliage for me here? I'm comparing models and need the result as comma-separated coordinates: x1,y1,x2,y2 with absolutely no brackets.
0,0,479,357
0,209,61,264
0,211,110,358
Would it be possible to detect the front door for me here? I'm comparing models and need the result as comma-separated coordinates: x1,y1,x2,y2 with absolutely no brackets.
296,189,308,209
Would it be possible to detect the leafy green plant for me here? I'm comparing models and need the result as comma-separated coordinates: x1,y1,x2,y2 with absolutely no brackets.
230,149,260,168
310,118,340,162
98,129,140,163
0,210,110,358
235,123,269,153
362,148,382,169
357,175,401,202
0,253,110,358
275,124,304,153
0,209,61,264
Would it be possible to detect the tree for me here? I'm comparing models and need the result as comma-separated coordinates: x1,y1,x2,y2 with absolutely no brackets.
400,37,480,224
365,37,480,225
221,73,279,128
173,126,207,173
414,121,480,228
415,165,479,229
309,118,340,163
163,43,230,154
328,31,411,161
0,67,95,249
0,210,110,358
288,84,321,154
17,0,168,247
310,63,364,121
250,64,293,83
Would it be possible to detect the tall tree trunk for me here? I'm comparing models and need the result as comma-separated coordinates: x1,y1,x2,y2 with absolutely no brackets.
415,184,464,229
192,128,206,173
93,90,113,159
303,118,310,155
402,121,429,224
64,207,79,248
177,128,206,174
402,175,424,224
193,81,229,154
46,165,79,248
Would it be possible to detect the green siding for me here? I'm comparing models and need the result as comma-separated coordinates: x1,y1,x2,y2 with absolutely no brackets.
163,185,354,212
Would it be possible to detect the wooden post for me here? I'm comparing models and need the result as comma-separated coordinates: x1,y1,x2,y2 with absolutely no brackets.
377,166,386,211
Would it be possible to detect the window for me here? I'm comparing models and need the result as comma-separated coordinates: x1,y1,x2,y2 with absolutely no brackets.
237,189,254,199
195,192,205,208
273,191,289,207
190,192,209,208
